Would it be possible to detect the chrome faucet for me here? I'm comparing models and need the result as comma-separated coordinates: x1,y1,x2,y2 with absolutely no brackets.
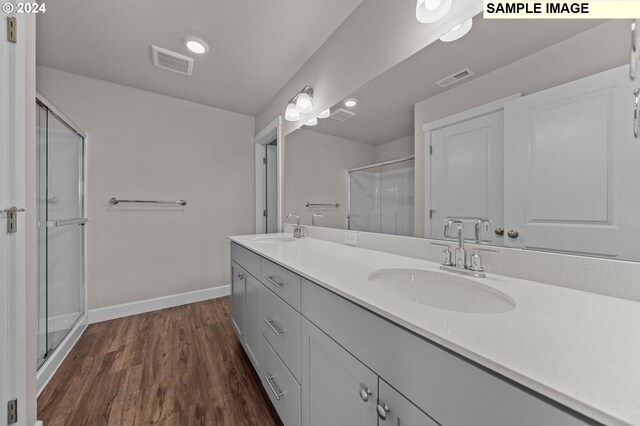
285,213,304,238
444,219,466,268
312,213,324,226
439,219,497,278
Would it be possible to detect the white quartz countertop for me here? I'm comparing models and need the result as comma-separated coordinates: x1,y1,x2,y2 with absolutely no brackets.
229,234,640,426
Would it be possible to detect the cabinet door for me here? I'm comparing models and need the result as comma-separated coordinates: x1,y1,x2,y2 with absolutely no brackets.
504,65,640,259
230,262,245,341
301,317,377,426
429,110,504,245
243,274,262,371
377,379,438,426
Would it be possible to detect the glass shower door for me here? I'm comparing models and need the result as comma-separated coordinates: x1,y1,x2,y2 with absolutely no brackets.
37,100,86,368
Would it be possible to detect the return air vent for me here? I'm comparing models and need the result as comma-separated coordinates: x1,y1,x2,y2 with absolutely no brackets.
436,67,474,87
330,108,357,122
151,45,194,76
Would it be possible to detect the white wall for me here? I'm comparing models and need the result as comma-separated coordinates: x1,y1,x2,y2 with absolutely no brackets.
285,129,376,229
37,66,255,310
255,0,481,136
374,135,414,162
413,20,629,236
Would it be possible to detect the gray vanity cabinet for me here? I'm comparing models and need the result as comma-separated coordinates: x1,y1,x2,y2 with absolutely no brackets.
230,261,245,340
301,317,378,426
243,272,262,370
377,379,438,426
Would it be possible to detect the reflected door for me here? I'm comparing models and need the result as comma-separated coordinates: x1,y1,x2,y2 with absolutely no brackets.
37,100,86,368
429,111,504,244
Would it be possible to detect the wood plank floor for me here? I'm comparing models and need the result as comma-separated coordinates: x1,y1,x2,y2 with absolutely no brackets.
38,297,282,426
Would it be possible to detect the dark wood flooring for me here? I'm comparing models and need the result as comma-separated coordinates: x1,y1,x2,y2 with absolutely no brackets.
37,297,282,426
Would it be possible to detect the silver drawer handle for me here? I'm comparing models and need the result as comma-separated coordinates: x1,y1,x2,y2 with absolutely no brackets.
264,374,284,401
264,318,284,336
265,275,284,288
377,403,390,421
359,384,372,402
634,88,640,138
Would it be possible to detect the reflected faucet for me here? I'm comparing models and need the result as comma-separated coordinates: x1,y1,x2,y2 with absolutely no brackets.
285,213,304,238
474,218,491,243
444,219,466,268
312,213,324,226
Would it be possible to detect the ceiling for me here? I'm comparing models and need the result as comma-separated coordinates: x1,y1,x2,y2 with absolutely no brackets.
36,0,364,116
307,19,610,145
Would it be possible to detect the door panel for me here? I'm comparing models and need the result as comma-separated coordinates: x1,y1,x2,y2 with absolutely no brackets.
430,111,504,245
243,273,262,371
301,317,377,426
230,262,245,340
504,65,640,259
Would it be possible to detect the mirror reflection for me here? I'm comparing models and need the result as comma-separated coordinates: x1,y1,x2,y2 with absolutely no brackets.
284,18,640,261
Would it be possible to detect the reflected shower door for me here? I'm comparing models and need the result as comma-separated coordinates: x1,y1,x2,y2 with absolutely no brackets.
37,101,86,367
348,167,381,233
380,159,414,237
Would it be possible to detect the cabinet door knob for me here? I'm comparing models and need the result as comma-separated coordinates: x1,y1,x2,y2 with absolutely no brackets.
237,273,245,280
494,227,504,236
507,229,519,238
377,403,390,420
359,385,372,402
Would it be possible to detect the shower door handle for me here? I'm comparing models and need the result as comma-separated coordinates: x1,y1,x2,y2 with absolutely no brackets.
45,217,90,227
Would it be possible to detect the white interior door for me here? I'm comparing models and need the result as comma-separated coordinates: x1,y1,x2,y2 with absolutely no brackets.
504,65,640,260
429,110,504,244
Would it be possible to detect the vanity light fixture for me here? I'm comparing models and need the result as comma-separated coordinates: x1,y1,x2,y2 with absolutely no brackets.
183,36,210,54
317,108,331,119
344,98,358,108
440,18,473,42
285,102,301,122
416,0,452,23
284,86,314,121
306,117,318,126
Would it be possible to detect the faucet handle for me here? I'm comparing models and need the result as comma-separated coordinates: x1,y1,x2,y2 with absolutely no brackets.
468,247,498,272
441,246,453,266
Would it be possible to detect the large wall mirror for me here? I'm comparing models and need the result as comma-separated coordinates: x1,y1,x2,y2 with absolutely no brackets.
284,18,640,261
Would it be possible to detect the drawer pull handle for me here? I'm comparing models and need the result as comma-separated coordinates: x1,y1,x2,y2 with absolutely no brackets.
377,403,390,421
359,384,372,402
265,276,284,288
264,374,284,400
264,318,284,336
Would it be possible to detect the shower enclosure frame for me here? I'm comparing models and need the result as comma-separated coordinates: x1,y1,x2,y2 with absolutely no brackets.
346,155,415,234
35,92,89,395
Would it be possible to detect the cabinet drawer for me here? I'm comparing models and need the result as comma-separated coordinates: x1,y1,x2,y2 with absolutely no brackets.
261,284,301,382
261,259,301,310
230,242,261,279
261,336,301,426
301,279,593,426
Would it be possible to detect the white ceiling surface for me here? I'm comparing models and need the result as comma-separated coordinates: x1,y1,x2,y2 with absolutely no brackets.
309,19,606,145
36,0,363,116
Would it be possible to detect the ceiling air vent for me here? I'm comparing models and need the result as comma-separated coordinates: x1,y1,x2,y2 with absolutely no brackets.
436,67,474,88
330,108,357,122
151,45,194,76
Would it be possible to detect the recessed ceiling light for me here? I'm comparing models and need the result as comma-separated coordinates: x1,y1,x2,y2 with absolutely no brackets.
344,98,358,108
317,108,331,119
183,36,210,54
415,0,452,23
440,18,473,42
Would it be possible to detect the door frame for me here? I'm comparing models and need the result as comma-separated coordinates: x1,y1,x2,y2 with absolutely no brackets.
1,8,36,426
421,94,520,238
254,116,284,234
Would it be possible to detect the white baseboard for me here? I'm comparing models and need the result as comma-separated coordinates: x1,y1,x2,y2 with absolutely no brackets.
37,315,88,396
88,285,230,324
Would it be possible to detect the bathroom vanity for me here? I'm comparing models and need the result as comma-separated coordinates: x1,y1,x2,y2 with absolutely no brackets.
228,234,640,426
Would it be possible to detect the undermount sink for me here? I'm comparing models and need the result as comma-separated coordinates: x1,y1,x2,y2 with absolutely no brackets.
368,269,516,314
252,236,296,244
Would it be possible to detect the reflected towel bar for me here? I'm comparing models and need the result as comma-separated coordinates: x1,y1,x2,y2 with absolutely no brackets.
306,202,340,207
109,197,187,206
